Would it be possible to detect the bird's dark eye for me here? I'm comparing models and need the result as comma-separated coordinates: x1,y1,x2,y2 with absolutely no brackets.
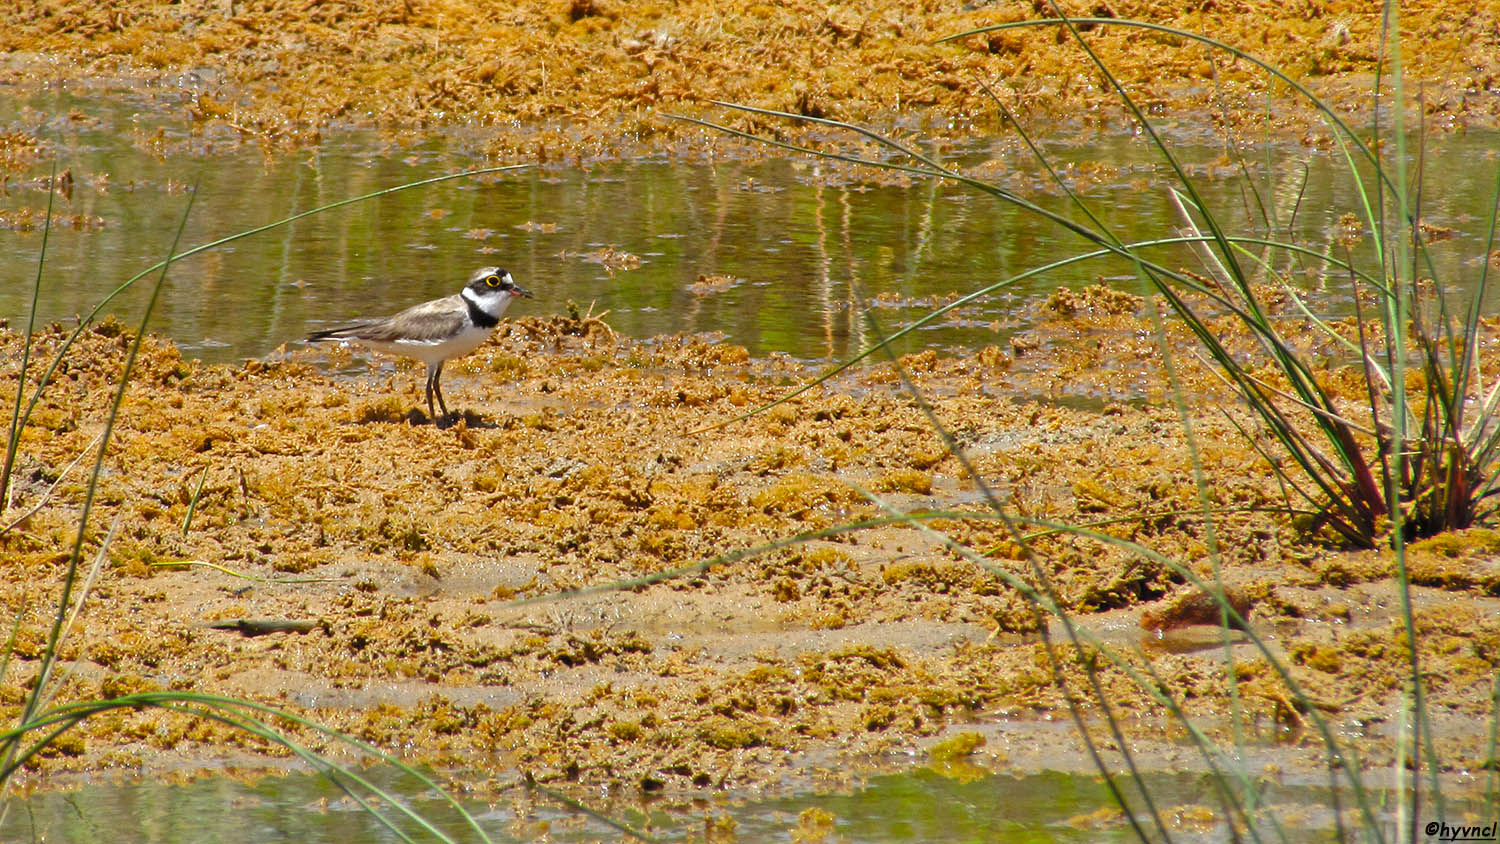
485,275,501,288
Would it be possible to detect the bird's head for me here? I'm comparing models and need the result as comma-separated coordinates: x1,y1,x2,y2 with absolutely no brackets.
466,267,531,300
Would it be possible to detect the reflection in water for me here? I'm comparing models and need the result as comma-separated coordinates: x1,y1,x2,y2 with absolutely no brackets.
2,91,1498,368
6,763,1481,843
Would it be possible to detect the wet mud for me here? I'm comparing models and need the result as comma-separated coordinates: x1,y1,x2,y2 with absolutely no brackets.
2,0,1498,162
4,302,1500,799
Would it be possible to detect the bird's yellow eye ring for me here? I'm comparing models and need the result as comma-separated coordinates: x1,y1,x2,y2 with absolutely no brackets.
485,275,501,287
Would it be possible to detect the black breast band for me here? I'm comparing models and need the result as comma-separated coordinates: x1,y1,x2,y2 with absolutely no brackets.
465,296,500,329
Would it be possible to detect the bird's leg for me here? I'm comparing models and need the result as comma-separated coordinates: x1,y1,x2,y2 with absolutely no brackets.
424,364,440,424
432,362,450,421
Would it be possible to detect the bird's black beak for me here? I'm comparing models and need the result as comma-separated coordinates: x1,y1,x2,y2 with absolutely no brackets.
512,285,533,299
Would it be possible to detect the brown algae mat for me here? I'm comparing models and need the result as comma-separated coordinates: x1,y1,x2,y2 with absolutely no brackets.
4,301,1500,799
3,0,1500,159
6,0,1500,810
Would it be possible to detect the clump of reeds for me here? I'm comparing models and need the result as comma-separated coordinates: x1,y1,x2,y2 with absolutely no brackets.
665,0,1500,838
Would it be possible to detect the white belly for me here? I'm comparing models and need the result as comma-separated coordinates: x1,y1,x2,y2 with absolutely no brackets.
362,326,492,369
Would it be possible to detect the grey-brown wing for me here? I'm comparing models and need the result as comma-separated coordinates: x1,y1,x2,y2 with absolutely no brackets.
311,295,467,343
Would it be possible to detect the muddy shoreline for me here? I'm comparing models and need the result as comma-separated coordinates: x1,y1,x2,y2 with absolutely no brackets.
3,304,1500,808
4,0,1499,164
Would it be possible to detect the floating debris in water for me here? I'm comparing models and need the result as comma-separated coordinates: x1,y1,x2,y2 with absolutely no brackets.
687,273,739,296
0,206,108,231
558,245,643,274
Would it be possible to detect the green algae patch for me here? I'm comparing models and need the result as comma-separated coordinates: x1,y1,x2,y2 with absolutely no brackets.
873,468,933,496
929,730,985,762
751,473,864,520
354,395,412,425
792,807,837,844
1405,528,1500,594
1411,528,1500,558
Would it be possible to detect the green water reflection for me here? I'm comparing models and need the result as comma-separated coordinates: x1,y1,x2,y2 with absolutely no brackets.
9,762,1473,843
3,88,1497,365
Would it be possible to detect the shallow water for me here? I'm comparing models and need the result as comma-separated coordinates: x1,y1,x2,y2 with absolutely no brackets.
2,86,1497,365
7,762,1471,843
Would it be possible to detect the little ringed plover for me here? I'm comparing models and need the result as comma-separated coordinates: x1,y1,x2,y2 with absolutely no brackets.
307,266,531,425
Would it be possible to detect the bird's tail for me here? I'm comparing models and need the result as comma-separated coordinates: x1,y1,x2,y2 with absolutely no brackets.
306,323,370,343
